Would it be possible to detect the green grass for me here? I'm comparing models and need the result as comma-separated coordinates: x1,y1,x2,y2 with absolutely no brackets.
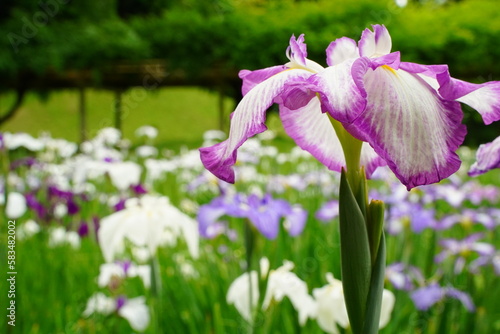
0,87,235,149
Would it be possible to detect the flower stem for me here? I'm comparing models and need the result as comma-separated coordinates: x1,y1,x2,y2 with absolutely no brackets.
150,253,163,332
329,117,363,194
244,220,256,333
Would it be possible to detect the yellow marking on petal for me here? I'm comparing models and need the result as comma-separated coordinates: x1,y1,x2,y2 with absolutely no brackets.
460,217,473,231
381,65,397,75
459,249,471,258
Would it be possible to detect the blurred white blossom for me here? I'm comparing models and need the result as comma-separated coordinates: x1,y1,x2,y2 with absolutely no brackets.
313,273,395,333
98,195,199,262
16,219,41,240
227,258,316,325
3,132,44,151
83,293,150,332
135,125,158,139
136,145,158,158
98,261,151,289
4,191,27,219
48,227,81,249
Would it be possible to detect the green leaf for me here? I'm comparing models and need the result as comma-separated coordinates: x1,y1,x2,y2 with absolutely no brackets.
363,232,386,334
353,167,368,220
339,169,372,334
367,199,385,265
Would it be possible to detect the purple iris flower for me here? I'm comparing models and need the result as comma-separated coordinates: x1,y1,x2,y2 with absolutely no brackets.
116,295,127,310
116,260,132,275
437,209,497,230
462,183,500,205
420,182,466,208
470,250,500,275
469,136,500,176
198,197,233,239
385,263,424,291
199,25,500,190
386,202,437,235
435,233,495,274
131,184,148,195
10,157,38,170
25,193,46,219
114,198,127,212
67,199,80,215
315,200,339,222
78,222,89,237
48,185,73,201
410,283,475,312
198,193,307,240
78,218,99,238
386,263,412,291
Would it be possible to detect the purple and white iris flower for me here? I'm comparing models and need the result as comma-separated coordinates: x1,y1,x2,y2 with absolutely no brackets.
83,293,150,331
469,135,500,176
200,25,500,190
97,261,151,289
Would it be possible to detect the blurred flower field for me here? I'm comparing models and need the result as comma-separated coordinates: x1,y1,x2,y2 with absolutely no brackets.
1,127,500,333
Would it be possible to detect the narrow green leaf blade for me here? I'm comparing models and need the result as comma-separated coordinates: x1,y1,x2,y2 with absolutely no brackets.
367,199,385,265
339,170,372,334
363,232,387,334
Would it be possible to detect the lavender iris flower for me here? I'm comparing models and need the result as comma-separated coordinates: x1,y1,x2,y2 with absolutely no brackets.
315,200,339,222
10,157,38,170
435,233,495,274
437,209,497,230
470,250,500,275
410,283,475,312
198,193,307,240
200,25,500,190
385,263,425,292
385,201,437,235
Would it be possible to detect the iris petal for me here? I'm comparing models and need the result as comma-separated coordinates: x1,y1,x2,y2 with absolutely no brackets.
308,59,367,123
280,95,385,177
200,69,313,183
469,136,500,176
347,65,466,189
359,24,392,57
280,96,346,173
326,37,359,66
439,77,500,125
239,66,286,96
287,34,308,67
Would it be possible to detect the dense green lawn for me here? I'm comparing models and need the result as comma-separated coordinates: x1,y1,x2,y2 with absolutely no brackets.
0,87,235,149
